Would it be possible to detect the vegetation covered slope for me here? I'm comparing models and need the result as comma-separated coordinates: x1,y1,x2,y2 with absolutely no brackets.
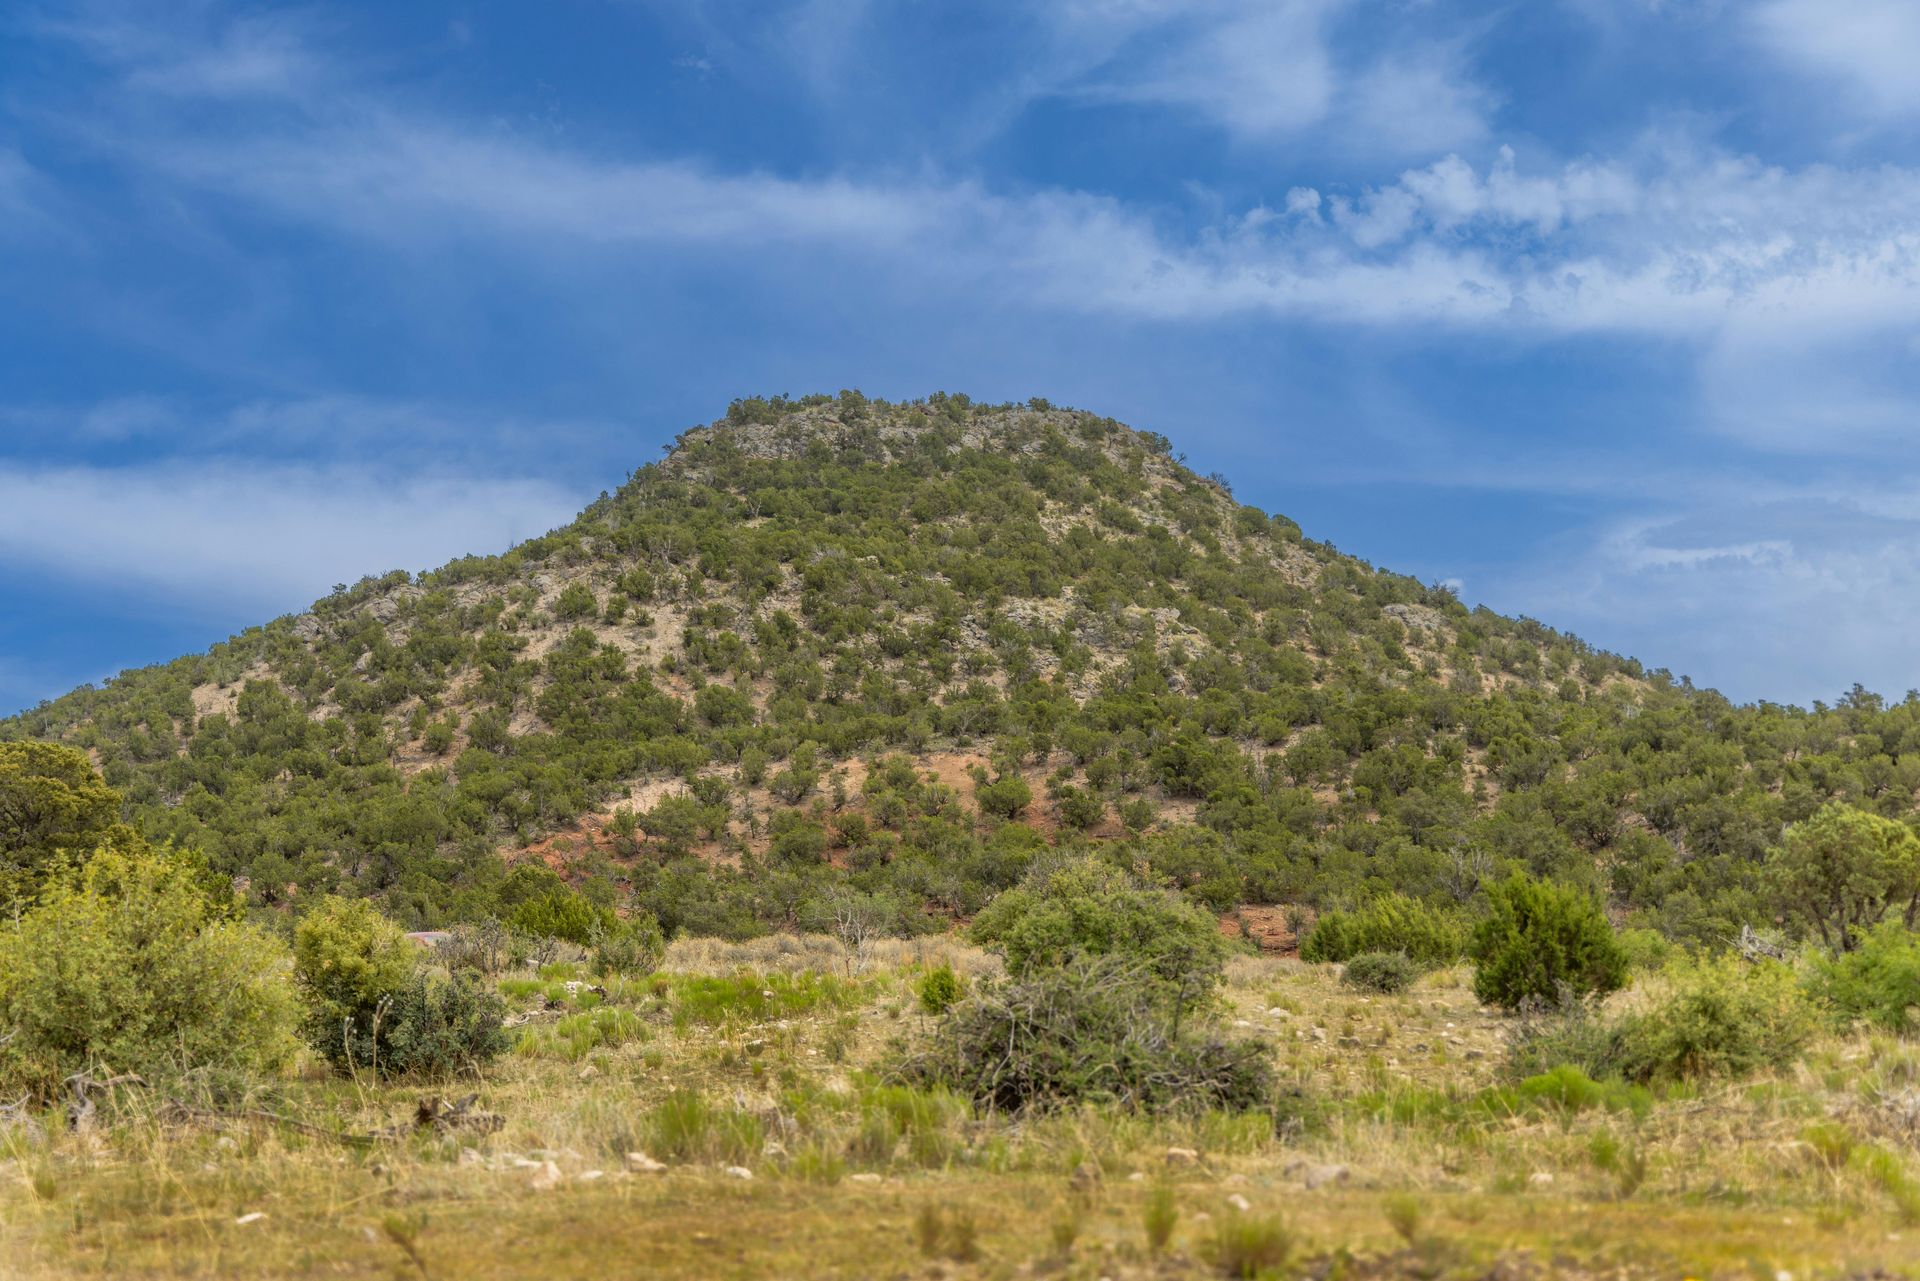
5,391,1914,945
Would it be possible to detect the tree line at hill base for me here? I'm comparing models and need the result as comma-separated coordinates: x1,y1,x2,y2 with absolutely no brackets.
7,741,1920,1125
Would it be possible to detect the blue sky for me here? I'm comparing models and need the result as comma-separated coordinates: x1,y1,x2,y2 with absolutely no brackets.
5,0,1920,713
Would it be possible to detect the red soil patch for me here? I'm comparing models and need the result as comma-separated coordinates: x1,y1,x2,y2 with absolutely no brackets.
1221,904,1309,954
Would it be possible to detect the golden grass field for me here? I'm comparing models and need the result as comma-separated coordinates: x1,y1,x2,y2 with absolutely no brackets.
6,937,1920,1280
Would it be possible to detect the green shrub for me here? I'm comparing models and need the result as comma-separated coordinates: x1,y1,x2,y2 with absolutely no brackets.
378,970,511,1076
1506,1064,1648,1117
918,964,963,1015
1813,921,1920,1032
971,856,1228,1004
900,956,1273,1113
0,740,125,914
974,774,1033,820
1502,992,1624,1082
293,896,419,1062
592,913,665,977
1615,927,1678,972
1508,954,1818,1087
553,582,597,620
1300,894,1465,968
294,896,503,1075
0,839,300,1098
1469,874,1627,1011
1342,951,1418,994
1609,955,1819,1084
509,888,612,945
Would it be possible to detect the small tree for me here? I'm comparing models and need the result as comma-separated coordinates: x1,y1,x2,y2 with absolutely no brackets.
0,741,125,913
974,773,1033,821
1767,803,1920,953
1469,874,1627,1011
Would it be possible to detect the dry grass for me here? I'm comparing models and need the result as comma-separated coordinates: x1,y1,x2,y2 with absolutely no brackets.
6,939,1920,1279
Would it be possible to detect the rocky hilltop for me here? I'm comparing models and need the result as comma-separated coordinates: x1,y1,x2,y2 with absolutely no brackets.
6,391,1909,945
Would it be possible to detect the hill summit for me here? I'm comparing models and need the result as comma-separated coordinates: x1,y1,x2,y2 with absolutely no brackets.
4,391,1911,945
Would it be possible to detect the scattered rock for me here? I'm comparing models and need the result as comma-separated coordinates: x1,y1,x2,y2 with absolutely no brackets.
1071,1161,1102,1191
577,1170,605,1182
233,1212,266,1226
849,1172,883,1184
1225,1193,1252,1212
529,1160,563,1191
625,1151,667,1173
1527,1171,1554,1188
723,1165,754,1180
1166,1146,1201,1167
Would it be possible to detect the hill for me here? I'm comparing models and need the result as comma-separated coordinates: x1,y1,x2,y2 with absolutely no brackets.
5,391,1912,945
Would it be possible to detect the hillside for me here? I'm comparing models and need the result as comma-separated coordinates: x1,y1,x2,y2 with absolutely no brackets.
5,391,1912,944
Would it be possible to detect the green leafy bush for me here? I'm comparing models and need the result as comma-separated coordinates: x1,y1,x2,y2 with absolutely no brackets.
509,888,612,945
1609,955,1819,1083
1300,894,1465,968
970,856,1228,1003
293,896,502,1075
0,838,300,1097
1813,921,1920,1032
1767,803,1920,953
1506,955,1818,1086
378,970,511,1076
293,896,419,1058
1342,951,1418,994
0,740,125,913
592,913,666,977
899,957,1273,1113
1469,874,1627,1011
917,964,963,1015
973,773,1033,820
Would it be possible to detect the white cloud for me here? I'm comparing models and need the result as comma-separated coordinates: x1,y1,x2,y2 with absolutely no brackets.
3,394,619,467
1753,0,1920,116
1509,499,1920,703
0,460,584,612
1343,47,1492,157
1071,0,1340,137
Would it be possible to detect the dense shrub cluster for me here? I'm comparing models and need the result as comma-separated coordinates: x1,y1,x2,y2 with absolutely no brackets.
0,836,299,1098
900,957,1274,1113
294,896,507,1076
1507,955,1821,1086
1813,923,1920,1032
1300,894,1466,968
